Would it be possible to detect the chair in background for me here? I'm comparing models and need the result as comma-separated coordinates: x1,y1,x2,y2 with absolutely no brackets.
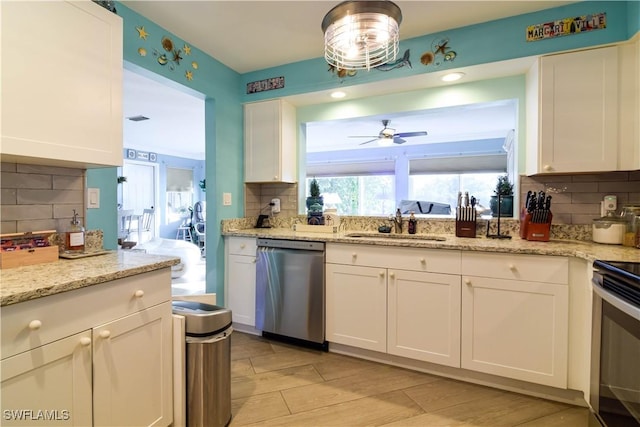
118,209,134,242
129,208,155,243
192,201,206,256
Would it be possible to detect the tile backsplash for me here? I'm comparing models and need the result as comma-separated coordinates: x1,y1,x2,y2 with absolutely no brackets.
245,182,298,218
1,163,86,234
244,171,639,227
519,171,640,224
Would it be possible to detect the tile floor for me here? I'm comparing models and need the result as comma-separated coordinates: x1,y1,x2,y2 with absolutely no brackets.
230,332,590,426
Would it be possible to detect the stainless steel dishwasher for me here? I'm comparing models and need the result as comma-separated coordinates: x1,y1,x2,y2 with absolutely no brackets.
255,238,326,349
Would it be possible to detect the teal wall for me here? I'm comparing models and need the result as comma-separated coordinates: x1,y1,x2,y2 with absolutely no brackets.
87,2,243,301
240,1,635,102
86,0,638,304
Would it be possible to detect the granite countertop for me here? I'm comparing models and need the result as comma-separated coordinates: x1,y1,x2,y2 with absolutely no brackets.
1,251,180,306
222,228,640,264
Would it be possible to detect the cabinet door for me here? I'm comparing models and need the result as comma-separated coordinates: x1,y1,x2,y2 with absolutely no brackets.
93,302,173,427
326,264,386,352
1,331,92,426
244,100,296,183
227,254,257,327
461,276,568,388
537,47,618,173
388,270,461,367
1,1,123,167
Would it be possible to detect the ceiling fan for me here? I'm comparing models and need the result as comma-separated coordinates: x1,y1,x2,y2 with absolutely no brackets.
350,119,428,145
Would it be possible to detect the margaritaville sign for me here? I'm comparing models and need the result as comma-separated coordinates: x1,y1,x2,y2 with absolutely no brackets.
526,12,606,42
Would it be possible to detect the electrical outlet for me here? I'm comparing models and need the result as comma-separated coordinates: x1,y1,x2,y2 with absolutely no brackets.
223,192,232,206
271,198,280,214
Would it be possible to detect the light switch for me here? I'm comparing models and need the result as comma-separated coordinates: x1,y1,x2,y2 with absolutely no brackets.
87,188,100,209
223,192,232,206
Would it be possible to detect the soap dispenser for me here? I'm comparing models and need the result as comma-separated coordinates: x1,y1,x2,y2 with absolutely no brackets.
66,209,85,252
408,211,417,234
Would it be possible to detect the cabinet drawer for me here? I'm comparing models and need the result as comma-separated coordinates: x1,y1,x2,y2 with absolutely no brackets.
326,243,461,274
1,268,171,359
226,237,257,256
461,252,568,284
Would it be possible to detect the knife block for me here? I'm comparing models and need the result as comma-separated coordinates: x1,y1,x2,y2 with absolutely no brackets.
455,220,477,238
519,209,552,241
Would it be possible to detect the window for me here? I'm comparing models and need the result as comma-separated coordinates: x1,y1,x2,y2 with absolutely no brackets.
306,176,395,216
166,167,193,224
409,172,502,215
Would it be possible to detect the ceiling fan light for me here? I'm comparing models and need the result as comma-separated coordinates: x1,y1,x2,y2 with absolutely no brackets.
322,1,402,71
377,137,394,147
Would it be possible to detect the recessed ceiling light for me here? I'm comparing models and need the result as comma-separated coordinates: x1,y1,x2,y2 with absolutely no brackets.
330,91,346,99
441,72,465,82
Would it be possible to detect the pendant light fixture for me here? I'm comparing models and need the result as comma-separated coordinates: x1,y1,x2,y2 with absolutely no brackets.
322,1,402,71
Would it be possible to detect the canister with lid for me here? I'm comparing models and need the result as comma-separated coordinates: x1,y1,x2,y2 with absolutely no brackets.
621,205,640,246
592,216,626,245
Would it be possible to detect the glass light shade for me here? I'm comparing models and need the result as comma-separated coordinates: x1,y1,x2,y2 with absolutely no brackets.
322,1,402,71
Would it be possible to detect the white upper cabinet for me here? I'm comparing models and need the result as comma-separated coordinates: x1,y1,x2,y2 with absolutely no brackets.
244,99,297,183
526,46,619,174
618,35,640,171
1,1,123,168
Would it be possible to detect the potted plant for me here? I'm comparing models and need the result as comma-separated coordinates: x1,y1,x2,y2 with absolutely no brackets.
305,178,324,210
489,175,514,217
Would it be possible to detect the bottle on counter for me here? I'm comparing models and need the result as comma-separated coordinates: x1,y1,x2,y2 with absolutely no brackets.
408,211,417,234
65,209,85,252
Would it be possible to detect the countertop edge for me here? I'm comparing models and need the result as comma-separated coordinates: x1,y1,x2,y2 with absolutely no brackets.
1,252,181,307
222,229,640,264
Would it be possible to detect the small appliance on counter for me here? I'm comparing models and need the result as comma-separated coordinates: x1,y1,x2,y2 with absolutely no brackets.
255,214,271,228
592,195,627,245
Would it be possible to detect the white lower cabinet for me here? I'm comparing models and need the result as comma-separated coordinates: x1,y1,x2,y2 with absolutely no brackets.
388,270,461,367
0,268,173,426
325,244,462,363
1,331,93,426
461,253,569,388
224,237,257,327
93,302,173,427
325,263,387,352
326,244,571,389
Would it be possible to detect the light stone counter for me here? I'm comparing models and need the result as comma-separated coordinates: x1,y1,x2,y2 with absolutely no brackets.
1,251,180,306
222,227,640,264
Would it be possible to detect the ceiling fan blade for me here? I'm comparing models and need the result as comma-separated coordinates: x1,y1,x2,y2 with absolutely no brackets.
349,135,379,138
393,137,407,144
395,131,428,138
359,138,378,145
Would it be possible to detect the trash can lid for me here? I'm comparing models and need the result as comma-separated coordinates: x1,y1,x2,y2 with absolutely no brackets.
172,300,232,336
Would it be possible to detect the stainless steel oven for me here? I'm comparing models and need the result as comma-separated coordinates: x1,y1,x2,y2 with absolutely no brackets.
591,260,640,427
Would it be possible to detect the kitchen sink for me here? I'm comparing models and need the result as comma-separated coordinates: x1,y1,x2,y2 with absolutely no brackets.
345,232,446,241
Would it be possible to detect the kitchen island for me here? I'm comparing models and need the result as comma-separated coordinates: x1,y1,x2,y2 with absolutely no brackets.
1,250,179,427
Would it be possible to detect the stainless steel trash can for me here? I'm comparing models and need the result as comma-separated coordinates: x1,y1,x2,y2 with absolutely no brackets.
172,301,233,427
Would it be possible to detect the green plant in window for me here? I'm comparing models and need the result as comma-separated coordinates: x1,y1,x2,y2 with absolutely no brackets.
494,175,514,196
309,178,320,197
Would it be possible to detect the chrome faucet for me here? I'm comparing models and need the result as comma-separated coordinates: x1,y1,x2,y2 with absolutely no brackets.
393,208,403,233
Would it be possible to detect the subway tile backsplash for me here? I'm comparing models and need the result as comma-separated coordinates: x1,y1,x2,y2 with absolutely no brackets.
245,172,639,227
520,171,640,224
1,163,85,234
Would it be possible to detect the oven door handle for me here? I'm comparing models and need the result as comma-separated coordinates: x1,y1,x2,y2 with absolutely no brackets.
592,281,640,321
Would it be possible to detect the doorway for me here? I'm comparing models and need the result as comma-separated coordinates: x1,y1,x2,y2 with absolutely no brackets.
120,159,158,242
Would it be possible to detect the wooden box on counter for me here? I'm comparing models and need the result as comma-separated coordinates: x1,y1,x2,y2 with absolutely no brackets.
0,230,58,269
